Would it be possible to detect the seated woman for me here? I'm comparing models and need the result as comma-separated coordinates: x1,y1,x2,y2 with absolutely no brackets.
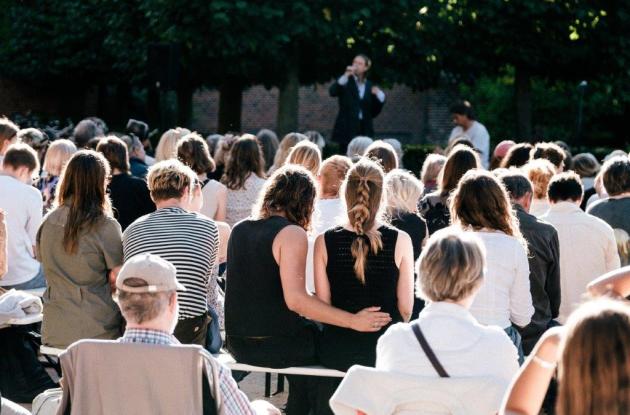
450,170,533,358
376,229,519,410
315,158,414,371
225,165,391,415
312,155,353,235
37,150,123,348
285,140,322,177
502,298,630,415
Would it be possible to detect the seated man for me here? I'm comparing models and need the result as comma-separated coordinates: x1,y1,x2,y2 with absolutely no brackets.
58,253,278,414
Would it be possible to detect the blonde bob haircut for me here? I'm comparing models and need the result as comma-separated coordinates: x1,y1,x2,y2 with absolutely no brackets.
524,158,556,199
43,139,77,176
419,228,485,302
286,140,322,176
147,159,197,202
385,169,424,216
155,127,191,162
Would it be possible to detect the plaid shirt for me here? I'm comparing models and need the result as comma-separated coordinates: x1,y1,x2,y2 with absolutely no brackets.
120,328,254,415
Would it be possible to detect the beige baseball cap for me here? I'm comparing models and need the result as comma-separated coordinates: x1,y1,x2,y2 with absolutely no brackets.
116,253,186,293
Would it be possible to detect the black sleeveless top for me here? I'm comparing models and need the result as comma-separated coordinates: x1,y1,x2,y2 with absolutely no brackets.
319,225,402,370
224,216,305,338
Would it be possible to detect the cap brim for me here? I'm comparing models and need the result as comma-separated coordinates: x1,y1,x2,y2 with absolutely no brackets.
175,281,187,291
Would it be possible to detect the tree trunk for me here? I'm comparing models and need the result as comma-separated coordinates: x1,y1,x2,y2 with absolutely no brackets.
177,83,194,128
276,49,300,136
115,82,132,129
218,79,243,133
147,85,161,132
515,67,533,141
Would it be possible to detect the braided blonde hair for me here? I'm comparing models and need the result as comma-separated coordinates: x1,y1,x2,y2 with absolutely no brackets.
342,158,385,284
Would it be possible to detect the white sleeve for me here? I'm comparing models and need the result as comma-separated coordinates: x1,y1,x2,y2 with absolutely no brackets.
375,325,400,370
337,74,349,85
26,192,43,249
509,243,534,327
375,90,385,102
604,227,621,272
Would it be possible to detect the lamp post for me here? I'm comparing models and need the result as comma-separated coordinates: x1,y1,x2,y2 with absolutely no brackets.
576,80,588,147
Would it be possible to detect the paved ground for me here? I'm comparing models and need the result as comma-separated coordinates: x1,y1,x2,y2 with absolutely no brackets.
240,372,289,412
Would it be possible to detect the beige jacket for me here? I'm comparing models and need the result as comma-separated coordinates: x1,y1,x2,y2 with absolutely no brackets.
57,340,224,415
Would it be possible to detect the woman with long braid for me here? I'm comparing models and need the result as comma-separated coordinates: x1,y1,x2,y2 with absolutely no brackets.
314,158,414,372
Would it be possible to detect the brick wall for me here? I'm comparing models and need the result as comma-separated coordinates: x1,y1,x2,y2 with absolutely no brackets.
192,83,457,145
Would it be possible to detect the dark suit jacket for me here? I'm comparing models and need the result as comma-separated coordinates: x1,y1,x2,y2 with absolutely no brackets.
329,76,385,150
514,204,561,354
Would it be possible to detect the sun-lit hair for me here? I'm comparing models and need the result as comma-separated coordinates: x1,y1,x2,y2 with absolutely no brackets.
221,134,266,190
385,169,423,216
253,165,317,230
365,140,399,173
176,132,216,175
341,158,385,284
55,150,113,254
96,136,130,173
524,158,556,199
346,136,373,162
383,138,404,168
256,129,279,170
286,141,322,176
600,155,630,196
155,127,191,162
270,132,306,172
43,139,77,177
419,228,485,302
0,117,19,149
319,155,352,198
450,169,526,249
147,159,197,202
531,142,566,172
500,143,534,169
557,299,630,415
420,154,446,187
438,144,480,196
613,229,630,266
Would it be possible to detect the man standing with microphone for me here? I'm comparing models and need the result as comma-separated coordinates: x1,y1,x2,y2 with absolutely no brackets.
329,54,386,153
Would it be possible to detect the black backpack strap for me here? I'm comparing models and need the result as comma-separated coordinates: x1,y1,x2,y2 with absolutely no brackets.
411,323,449,378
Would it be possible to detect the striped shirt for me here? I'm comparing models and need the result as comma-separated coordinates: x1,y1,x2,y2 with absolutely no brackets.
123,207,219,319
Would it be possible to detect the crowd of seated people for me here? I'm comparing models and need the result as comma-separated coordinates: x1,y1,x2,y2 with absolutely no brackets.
0,111,629,415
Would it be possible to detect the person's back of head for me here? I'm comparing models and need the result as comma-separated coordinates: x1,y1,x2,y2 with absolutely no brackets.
500,143,533,169
222,134,265,190
56,150,112,253
205,134,224,157
439,144,480,196
253,164,317,230
420,153,446,188
604,149,628,163
547,171,583,204
303,130,326,150
155,128,191,162
365,140,399,173
572,153,600,179
346,136,373,162
96,136,131,174
256,129,279,170
147,159,197,203
382,138,404,168
0,117,20,156
451,169,521,241
490,140,516,170
445,136,476,156
531,142,566,172
497,170,533,205
419,228,485,303
126,119,149,141
2,143,39,176
43,139,77,177
17,128,49,151
272,132,306,170
600,156,630,197
524,158,556,200
176,132,216,176
385,169,423,217
286,140,322,176
557,299,630,415
342,158,385,283
319,155,352,198
73,119,104,149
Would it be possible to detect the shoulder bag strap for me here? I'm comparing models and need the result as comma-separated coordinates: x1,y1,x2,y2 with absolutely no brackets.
411,323,449,378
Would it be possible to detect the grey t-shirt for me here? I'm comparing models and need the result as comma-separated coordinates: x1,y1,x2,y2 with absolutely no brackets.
37,206,123,348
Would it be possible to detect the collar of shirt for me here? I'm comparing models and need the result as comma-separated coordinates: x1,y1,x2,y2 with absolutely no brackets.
156,206,187,214
548,201,582,214
419,301,476,324
120,328,180,345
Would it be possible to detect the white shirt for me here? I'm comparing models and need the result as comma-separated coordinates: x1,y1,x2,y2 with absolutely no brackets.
0,175,43,286
469,231,533,328
337,74,386,120
448,121,490,168
376,302,519,386
529,198,551,217
541,202,620,322
312,198,345,236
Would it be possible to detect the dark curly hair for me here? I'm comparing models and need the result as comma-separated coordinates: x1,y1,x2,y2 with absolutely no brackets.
253,165,316,230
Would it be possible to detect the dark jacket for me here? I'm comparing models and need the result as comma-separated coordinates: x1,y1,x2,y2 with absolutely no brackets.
514,204,561,354
329,76,385,150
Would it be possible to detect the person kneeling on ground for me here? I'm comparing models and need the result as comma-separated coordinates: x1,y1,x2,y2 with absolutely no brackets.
113,254,279,415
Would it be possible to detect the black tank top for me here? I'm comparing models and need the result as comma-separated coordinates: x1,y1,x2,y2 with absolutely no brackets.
225,216,305,337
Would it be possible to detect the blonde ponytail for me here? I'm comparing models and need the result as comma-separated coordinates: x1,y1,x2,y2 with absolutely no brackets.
344,159,385,284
